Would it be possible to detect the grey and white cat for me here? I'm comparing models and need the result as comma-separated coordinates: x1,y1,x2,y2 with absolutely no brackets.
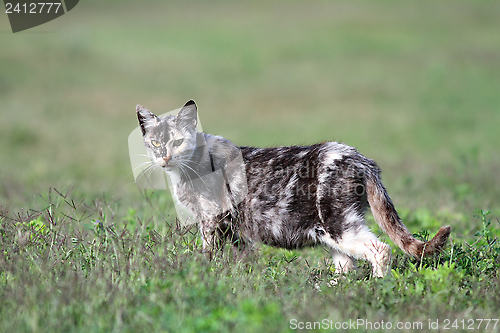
136,100,451,277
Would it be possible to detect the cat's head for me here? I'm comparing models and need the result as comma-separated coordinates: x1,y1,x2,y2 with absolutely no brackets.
136,100,199,171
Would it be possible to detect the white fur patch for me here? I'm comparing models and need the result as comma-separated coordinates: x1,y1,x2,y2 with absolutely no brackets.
307,228,323,243
317,142,349,186
298,151,308,158
270,221,282,238
343,208,361,225
324,151,343,166
307,229,317,240
322,142,350,165
285,174,298,192
166,167,182,185
320,224,391,277
331,225,378,258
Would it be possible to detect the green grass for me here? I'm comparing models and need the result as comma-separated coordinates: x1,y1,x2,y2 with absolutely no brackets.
0,190,499,332
1,0,500,331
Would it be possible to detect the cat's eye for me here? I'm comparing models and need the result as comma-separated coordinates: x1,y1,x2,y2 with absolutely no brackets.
151,140,161,148
173,139,184,147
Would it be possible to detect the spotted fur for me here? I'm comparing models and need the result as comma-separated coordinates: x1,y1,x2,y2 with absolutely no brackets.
137,100,451,277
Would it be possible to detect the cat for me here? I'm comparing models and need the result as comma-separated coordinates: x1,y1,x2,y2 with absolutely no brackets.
136,100,451,277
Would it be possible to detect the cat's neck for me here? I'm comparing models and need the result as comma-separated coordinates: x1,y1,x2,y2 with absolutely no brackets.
168,132,214,183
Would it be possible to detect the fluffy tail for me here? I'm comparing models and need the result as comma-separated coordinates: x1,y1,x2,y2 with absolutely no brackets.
366,173,451,258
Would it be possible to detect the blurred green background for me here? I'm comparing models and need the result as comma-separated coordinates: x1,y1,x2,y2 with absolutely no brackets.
1,0,499,229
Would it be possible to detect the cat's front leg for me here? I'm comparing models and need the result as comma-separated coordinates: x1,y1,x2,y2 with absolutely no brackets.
199,220,220,259
199,217,249,259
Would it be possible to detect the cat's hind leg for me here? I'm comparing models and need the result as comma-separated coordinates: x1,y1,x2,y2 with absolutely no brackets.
330,249,357,274
321,221,391,277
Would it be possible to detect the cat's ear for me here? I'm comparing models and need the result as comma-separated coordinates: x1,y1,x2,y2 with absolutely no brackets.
136,105,158,136
177,100,197,131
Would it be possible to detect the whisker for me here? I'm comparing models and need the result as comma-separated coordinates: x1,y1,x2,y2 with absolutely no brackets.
136,164,154,182
137,162,160,188
125,159,154,178
180,162,210,191
132,160,154,172
177,164,196,191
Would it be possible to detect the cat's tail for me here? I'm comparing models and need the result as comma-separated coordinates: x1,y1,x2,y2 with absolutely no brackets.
366,171,451,258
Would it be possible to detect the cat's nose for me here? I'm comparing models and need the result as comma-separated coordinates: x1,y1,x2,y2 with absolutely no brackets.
163,156,171,165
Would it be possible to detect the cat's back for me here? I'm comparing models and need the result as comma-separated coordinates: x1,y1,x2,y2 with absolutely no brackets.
239,141,366,177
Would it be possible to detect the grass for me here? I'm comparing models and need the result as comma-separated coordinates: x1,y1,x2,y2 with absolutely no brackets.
1,0,500,331
0,189,499,332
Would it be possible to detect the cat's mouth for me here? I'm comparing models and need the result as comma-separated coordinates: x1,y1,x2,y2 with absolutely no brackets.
156,160,174,171
162,162,176,171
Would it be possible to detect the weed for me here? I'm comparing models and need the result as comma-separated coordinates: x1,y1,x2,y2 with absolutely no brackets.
1,188,499,332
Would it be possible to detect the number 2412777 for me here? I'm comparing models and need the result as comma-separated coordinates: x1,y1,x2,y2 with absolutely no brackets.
5,3,62,14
